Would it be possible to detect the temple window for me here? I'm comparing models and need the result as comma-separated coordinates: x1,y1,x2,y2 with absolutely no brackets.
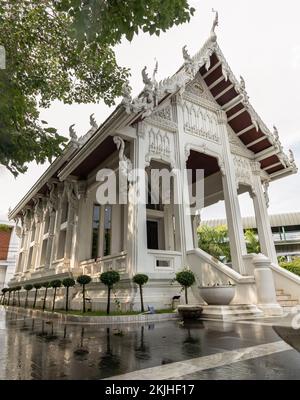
61,200,69,223
30,223,36,242
103,205,112,256
40,239,48,266
44,212,50,234
91,204,100,259
57,229,66,259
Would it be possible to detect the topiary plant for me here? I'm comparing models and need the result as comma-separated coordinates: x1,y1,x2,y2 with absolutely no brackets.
15,286,22,307
76,275,92,313
175,269,195,305
24,284,33,308
133,274,149,313
33,283,42,309
100,270,120,315
62,277,76,312
1,287,9,305
42,282,50,311
50,280,62,312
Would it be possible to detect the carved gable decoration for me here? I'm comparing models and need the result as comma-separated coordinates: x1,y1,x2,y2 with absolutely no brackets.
184,73,216,104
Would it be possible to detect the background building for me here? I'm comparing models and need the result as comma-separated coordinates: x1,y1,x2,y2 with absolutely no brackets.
203,212,300,261
0,219,19,289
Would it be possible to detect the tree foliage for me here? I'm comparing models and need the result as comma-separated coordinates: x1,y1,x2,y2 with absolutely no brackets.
280,257,300,277
175,269,195,304
198,225,261,261
0,0,195,175
198,225,231,261
100,270,120,314
133,274,149,313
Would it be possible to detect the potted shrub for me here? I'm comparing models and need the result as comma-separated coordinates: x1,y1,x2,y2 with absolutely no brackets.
15,286,22,307
33,283,42,309
62,277,76,312
42,282,50,311
100,270,120,315
175,269,195,305
175,269,203,320
76,275,92,313
50,280,62,312
1,288,9,305
199,282,236,305
133,274,148,312
24,284,33,308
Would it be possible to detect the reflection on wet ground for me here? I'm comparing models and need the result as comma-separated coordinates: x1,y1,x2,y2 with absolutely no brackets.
0,307,300,380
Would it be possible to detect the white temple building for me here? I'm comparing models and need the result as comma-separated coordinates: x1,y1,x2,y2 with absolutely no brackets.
8,13,300,314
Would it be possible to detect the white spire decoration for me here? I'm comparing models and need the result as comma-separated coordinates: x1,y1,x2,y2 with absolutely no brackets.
210,9,219,41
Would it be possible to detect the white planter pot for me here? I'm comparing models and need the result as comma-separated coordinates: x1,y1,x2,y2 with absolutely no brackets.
199,286,236,305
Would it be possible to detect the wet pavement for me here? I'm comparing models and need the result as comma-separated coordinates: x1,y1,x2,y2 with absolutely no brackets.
0,306,300,380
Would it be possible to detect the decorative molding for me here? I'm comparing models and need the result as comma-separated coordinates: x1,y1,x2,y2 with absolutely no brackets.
121,62,159,118
184,142,225,175
233,155,255,192
182,100,220,144
78,113,99,145
145,128,175,168
113,135,132,178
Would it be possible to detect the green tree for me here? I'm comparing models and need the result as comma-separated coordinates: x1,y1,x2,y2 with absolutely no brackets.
175,269,195,304
62,277,76,312
100,271,120,315
76,275,92,313
7,288,13,306
133,274,149,313
280,258,300,276
1,287,8,305
198,225,231,261
32,283,42,309
0,0,194,175
244,229,260,254
42,282,50,311
24,284,33,308
50,280,62,312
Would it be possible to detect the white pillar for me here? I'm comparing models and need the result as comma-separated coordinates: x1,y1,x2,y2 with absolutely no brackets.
218,111,247,275
175,96,195,255
252,173,278,264
127,126,148,275
253,254,282,316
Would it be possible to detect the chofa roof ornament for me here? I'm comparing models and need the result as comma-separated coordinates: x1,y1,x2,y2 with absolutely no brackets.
121,61,159,118
210,9,219,42
69,124,78,143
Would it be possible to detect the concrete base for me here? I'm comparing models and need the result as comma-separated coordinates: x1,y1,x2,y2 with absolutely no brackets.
200,304,264,320
257,303,283,317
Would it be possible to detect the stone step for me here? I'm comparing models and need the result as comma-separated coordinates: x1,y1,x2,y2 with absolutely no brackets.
200,304,263,320
277,300,299,306
276,295,292,301
276,289,284,295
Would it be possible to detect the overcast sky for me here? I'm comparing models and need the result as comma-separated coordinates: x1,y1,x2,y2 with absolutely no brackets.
1,0,299,221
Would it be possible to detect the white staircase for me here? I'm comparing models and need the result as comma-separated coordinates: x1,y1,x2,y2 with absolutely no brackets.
276,289,299,312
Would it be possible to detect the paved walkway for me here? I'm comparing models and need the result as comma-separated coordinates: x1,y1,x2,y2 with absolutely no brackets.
1,306,300,380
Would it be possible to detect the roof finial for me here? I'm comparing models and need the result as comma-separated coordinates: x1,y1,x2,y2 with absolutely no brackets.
210,8,219,41
69,124,78,142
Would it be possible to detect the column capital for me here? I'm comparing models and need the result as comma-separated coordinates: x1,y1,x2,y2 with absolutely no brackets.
216,110,227,124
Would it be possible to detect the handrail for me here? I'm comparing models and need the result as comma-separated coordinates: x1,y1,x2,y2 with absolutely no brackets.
187,248,254,283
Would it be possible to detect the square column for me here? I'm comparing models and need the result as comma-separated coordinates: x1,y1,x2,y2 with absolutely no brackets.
127,125,148,275
175,96,196,255
218,111,247,275
251,172,278,264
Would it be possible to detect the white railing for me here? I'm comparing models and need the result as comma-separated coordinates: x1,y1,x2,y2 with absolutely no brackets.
80,252,127,277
